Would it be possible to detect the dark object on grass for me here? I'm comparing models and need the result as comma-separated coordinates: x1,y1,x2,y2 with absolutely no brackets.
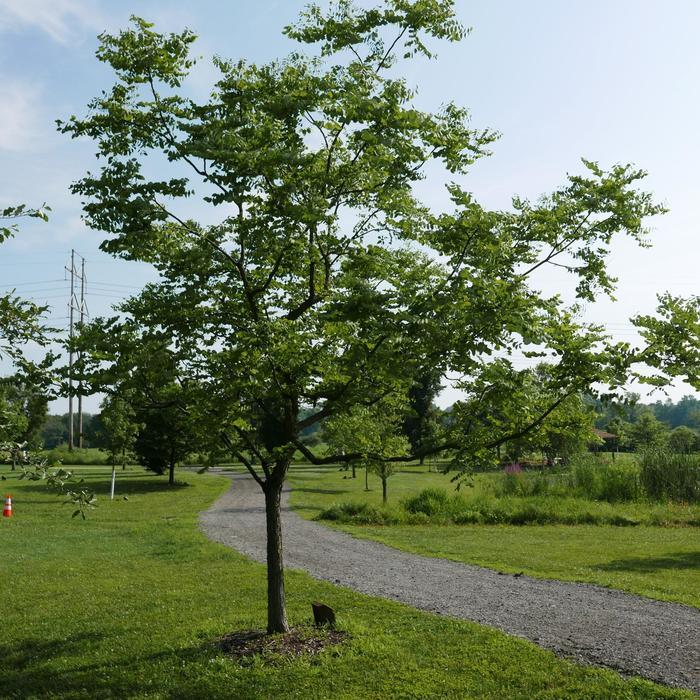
312,602,336,627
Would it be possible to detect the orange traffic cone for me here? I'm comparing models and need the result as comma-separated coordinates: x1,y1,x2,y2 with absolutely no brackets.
3,495,12,518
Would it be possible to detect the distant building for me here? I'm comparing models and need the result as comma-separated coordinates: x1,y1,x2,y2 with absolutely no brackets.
591,428,619,454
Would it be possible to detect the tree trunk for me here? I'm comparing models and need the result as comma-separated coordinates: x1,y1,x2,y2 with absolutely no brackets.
419,454,425,467
11,453,16,471
168,460,175,485
351,462,356,478
382,476,387,503
365,466,369,491
264,479,289,633
110,463,116,500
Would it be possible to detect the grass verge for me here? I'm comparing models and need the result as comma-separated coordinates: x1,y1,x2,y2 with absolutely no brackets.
2,465,695,698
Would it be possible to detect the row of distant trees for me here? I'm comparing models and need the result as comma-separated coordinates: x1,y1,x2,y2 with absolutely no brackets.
29,390,700,470
589,394,700,453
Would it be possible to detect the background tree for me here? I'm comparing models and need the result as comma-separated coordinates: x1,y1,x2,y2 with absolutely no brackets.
534,394,598,464
668,425,698,454
134,392,195,485
1,204,53,466
325,399,409,502
605,416,630,443
402,370,443,467
0,375,49,448
64,3,665,633
626,410,669,451
0,205,51,364
100,394,140,498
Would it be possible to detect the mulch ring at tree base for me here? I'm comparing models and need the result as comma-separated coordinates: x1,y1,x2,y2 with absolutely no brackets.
217,626,349,663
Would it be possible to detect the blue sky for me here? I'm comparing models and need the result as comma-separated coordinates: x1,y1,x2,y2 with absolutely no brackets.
0,0,698,411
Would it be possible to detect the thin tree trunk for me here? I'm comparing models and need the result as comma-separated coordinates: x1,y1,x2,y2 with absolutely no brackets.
365,466,369,491
11,453,16,471
264,479,289,634
382,476,387,503
168,460,175,485
419,454,425,467
351,462,356,478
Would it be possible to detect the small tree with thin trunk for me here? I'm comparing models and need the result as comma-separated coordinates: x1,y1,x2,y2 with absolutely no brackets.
100,394,139,498
63,3,665,634
325,400,409,502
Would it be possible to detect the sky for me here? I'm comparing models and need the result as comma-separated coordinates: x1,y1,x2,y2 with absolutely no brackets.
0,0,698,413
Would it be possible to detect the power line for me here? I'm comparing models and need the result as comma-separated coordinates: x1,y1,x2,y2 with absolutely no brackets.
0,278,66,288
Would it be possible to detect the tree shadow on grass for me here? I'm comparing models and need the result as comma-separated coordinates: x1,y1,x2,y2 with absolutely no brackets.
0,635,226,700
92,478,192,496
596,551,700,573
291,487,348,496
19,477,192,497
0,631,105,669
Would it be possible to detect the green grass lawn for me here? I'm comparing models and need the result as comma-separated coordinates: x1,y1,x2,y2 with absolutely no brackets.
1,465,695,699
287,463,700,608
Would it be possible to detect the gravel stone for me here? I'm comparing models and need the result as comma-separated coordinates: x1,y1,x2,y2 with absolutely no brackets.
199,472,700,693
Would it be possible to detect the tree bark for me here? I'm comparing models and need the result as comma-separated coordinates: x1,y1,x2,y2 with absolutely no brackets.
168,460,175,485
264,478,290,633
382,476,387,503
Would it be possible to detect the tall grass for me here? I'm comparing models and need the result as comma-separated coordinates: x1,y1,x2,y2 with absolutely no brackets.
317,486,700,527
568,454,641,503
317,450,700,527
43,446,110,466
639,449,700,502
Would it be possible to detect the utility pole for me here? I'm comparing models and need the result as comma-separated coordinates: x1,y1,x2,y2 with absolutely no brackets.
65,250,86,451
78,257,87,448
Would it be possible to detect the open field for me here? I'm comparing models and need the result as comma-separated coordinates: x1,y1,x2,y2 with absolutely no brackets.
287,463,700,608
1,466,695,699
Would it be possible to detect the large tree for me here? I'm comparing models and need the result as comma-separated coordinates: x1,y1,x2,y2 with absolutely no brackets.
63,2,663,632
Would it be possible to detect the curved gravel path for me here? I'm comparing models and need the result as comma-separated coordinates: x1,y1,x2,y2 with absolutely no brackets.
199,472,700,693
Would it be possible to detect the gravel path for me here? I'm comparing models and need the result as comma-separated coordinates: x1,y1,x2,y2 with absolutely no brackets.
199,472,700,693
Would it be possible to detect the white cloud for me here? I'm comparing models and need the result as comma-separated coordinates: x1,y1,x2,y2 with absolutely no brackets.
0,0,101,44
0,82,41,151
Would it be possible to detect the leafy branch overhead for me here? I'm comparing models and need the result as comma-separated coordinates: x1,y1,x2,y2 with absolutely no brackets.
19,461,97,519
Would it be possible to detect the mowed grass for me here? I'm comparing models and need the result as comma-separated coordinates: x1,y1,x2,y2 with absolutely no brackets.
1,466,695,699
288,463,700,608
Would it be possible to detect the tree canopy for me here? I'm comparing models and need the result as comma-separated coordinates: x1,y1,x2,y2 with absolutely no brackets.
63,1,667,632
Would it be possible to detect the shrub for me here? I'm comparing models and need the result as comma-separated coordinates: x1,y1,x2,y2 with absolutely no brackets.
317,501,400,525
402,488,452,516
639,449,700,503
